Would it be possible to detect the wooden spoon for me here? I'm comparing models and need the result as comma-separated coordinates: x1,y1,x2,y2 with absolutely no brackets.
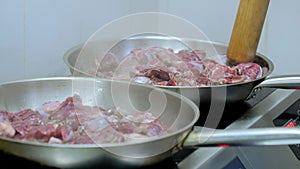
227,0,270,63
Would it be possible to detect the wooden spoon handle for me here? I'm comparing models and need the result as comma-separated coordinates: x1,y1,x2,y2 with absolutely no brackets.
227,0,270,63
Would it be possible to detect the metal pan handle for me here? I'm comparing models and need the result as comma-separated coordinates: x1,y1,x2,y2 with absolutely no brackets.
182,127,300,148
246,74,300,100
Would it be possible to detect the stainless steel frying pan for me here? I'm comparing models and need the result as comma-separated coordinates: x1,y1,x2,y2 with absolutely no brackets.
63,35,300,106
1,77,300,169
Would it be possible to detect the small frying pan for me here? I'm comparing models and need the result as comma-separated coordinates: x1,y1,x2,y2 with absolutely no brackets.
1,77,300,169
64,35,300,105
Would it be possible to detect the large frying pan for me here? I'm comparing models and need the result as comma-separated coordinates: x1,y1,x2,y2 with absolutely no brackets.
1,77,300,169
63,35,300,105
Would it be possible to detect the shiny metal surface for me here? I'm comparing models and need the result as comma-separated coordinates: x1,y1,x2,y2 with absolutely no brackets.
247,74,300,99
0,77,200,168
178,89,300,169
185,127,300,147
1,77,300,169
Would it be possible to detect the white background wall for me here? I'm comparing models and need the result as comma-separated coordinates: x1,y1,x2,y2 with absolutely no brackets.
1,0,299,83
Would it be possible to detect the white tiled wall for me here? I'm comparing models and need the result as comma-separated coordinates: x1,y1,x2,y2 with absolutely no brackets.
0,0,299,83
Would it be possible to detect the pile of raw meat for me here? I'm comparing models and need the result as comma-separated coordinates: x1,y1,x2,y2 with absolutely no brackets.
92,47,267,86
0,94,165,144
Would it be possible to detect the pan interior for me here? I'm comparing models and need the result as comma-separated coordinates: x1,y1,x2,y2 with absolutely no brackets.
64,36,274,85
0,77,199,158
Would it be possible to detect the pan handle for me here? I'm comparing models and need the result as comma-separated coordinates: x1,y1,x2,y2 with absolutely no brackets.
182,126,300,148
246,74,300,100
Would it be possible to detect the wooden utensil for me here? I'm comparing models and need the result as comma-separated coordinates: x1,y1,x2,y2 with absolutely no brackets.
227,0,270,63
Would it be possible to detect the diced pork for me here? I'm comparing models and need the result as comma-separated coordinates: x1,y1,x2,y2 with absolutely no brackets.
93,47,266,86
0,94,166,144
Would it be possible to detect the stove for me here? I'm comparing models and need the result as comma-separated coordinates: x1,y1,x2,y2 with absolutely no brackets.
178,88,300,169
1,88,300,169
